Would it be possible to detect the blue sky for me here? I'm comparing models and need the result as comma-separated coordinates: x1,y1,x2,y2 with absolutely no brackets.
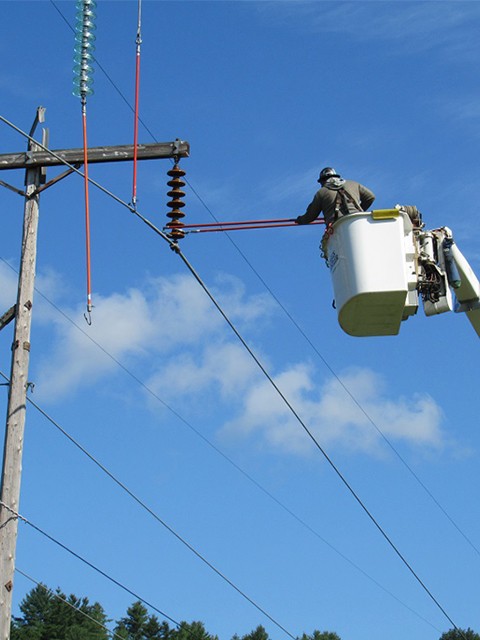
1,1,480,639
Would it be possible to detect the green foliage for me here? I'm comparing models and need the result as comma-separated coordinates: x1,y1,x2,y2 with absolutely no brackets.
440,629,480,640
238,626,270,640
298,632,342,640
114,601,150,639
113,611,218,640
173,620,218,640
11,584,108,640
13,586,344,640
113,601,178,640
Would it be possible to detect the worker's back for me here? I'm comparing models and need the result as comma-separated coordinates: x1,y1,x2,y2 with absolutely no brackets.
296,168,375,227
315,179,374,226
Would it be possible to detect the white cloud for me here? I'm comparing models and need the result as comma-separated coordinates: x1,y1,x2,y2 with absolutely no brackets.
221,365,445,456
146,341,259,406
257,2,480,57
25,265,445,456
33,272,274,401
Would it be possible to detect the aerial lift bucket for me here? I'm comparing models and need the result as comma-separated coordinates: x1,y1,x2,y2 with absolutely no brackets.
323,209,418,337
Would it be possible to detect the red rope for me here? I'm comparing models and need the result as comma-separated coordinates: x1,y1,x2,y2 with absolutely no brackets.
180,218,325,232
132,1,142,207
132,48,140,205
82,104,93,318
181,217,294,229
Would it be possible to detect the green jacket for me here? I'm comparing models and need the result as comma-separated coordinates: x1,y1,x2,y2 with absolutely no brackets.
297,178,375,227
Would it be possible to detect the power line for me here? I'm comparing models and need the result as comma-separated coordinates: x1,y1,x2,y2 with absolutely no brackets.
179,171,480,561
173,246,466,638
0,261,440,632
0,2,462,635
0,32,470,633
45,0,480,564
1,501,181,629
16,564,253,640
0,110,465,636
0,114,465,633
13,507,305,640
226,244,480,558
0,371,296,640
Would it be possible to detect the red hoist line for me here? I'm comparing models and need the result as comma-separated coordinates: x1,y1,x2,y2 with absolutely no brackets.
131,0,142,209
179,218,325,233
164,217,325,239
82,100,93,323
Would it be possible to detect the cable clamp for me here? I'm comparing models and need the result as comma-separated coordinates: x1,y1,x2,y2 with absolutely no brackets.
0,516,17,531
0,501,26,527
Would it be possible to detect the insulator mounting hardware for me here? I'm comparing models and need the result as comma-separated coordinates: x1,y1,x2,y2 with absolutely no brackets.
165,163,186,241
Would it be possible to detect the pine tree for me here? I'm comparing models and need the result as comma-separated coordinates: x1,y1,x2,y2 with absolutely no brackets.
440,629,480,640
239,626,270,640
113,601,167,640
173,620,218,640
298,631,342,640
11,585,108,640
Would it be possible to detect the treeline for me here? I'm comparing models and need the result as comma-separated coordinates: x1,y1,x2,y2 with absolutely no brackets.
10,584,480,640
10,585,341,640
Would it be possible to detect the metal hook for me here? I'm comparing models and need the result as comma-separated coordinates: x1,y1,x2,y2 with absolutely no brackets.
84,309,92,325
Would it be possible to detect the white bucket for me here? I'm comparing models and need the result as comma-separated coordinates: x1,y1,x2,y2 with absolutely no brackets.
324,210,418,336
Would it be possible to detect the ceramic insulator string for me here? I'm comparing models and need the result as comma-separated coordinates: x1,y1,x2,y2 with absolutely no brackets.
73,0,97,100
165,164,186,241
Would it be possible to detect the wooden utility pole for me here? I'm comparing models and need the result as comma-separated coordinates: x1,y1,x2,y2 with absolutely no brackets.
0,108,189,639
0,110,44,640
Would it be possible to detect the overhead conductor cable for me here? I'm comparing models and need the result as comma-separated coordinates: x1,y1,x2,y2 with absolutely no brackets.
73,0,97,323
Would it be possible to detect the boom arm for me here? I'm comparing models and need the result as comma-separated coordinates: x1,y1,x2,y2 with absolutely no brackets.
450,242,480,336
408,224,480,337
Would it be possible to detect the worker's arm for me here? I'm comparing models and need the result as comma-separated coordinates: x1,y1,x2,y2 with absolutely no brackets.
295,190,323,224
358,184,375,211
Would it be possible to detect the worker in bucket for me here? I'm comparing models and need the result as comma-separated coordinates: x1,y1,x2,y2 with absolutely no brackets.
295,167,375,227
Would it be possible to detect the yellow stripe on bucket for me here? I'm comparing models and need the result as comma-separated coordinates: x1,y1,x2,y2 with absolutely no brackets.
371,209,399,220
